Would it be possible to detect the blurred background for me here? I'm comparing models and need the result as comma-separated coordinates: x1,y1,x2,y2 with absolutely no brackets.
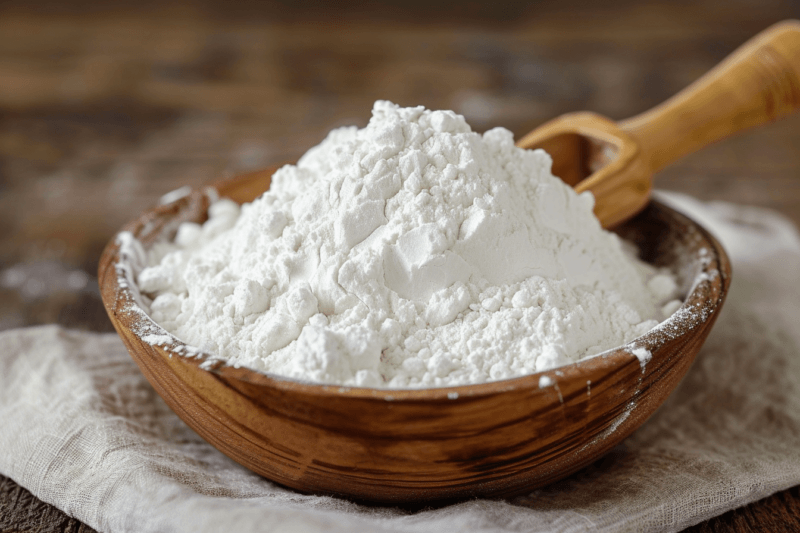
1,0,800,530
2,0,800,333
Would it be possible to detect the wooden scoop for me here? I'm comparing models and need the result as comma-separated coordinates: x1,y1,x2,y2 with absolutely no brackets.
517,20,800,228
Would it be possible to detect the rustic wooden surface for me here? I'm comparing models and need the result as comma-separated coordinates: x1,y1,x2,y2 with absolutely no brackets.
1,0,799,530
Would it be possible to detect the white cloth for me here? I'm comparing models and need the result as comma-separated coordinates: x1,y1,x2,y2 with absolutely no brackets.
1,193,800,533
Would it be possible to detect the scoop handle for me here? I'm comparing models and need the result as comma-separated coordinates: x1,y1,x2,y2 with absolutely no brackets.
619,20,800,174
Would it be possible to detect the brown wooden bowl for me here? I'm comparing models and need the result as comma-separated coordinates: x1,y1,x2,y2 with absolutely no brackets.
98,167,731,504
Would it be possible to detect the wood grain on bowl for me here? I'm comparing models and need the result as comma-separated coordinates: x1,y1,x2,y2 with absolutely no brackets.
98,169,731,503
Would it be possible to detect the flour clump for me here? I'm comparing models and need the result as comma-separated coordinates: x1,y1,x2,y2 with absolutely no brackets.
136,101,678,388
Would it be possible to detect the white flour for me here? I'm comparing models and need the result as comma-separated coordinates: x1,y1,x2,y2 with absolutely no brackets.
133,101,679,388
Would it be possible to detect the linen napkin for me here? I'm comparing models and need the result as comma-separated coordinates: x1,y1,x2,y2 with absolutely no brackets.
1,192,799,533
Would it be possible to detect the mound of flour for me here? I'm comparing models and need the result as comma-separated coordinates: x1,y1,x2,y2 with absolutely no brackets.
135,101,679,388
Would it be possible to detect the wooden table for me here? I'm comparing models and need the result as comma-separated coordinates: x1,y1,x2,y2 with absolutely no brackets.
1,1,799,530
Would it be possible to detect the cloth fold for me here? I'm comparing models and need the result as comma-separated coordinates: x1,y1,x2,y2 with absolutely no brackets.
1,192,800,533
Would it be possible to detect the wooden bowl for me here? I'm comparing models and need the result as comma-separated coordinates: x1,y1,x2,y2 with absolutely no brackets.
98,168,731,503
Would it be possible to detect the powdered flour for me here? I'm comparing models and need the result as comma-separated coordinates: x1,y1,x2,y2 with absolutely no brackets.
133,101,679,388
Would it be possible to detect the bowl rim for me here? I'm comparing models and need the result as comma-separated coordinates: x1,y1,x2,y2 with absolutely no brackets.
100,177,732,403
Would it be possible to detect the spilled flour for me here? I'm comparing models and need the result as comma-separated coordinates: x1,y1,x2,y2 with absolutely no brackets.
129,101,680,388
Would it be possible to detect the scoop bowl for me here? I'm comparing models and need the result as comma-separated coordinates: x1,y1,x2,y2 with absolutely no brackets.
98,167,730,504
517,20,800,228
